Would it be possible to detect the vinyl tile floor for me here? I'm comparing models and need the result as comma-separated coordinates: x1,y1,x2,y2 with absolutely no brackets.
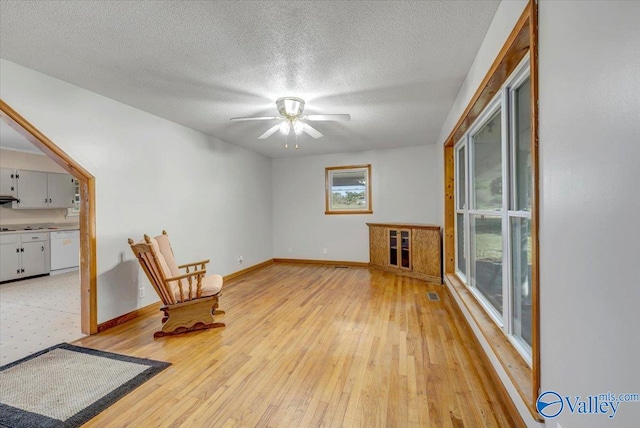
0,271,85,366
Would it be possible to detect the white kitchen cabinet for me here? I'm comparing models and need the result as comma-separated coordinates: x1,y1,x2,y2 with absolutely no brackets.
0,234,21,282
46,173,76,208
0,168,16,197
13,170,76,209
0,232,49,282
13,170,47,208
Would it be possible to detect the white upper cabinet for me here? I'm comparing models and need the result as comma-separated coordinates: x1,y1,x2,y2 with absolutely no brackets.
46,172,76,208
13,170,47,208
0,168,16,196
13,170,75,209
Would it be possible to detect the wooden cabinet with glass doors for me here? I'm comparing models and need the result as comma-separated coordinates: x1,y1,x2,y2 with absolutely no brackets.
367,223,441,284
389,229,411,269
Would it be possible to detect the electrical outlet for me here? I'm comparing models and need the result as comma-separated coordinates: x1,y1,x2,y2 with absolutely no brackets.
238,256,243,264
322,248,328,254
138,287,145,299
287,247,292,254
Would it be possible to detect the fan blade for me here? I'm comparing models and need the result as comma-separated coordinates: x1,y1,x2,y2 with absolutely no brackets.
230,116,280,121
303,124,323,139
306,114,351,121
258,124,281,139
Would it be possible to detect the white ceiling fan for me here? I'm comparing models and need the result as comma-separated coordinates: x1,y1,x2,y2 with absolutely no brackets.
230,97,350,140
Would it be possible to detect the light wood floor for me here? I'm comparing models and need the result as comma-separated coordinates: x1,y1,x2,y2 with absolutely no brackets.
76,263,516,427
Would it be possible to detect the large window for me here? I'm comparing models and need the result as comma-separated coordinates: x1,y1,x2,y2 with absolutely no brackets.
455,59,532,361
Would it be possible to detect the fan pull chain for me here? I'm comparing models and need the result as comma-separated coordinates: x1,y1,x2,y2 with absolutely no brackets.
282,120,300,149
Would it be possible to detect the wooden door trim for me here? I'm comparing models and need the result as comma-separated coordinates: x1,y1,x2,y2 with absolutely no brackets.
0,99,97,334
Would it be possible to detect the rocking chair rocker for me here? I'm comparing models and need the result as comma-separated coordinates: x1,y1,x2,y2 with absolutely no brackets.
128,231,224,337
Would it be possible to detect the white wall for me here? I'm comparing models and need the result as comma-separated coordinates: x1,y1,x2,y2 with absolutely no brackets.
0,148,67,173
538,1,640,427
0,59,273,323
272,145,441,262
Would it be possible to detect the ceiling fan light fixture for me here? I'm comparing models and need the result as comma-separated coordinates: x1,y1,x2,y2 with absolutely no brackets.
293,120,304,135
279,120,290,135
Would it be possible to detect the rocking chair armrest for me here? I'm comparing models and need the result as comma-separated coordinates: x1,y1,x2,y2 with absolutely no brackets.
178,259,210,269
164,269,207,283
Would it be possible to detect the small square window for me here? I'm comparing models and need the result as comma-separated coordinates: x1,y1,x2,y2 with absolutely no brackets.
325,165,372,214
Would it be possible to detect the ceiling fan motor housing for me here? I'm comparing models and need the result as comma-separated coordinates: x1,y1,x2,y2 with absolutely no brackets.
277,97,305,118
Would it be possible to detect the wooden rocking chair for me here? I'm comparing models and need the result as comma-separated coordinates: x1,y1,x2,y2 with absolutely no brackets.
128,230,224,337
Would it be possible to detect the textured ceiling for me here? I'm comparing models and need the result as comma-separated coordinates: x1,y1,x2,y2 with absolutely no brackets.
0,1,500,158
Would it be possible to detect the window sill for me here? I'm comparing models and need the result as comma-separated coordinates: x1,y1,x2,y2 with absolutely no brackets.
444,273,542,422
325,210,373,215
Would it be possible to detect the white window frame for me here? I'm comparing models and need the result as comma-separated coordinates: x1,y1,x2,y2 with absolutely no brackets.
454,141,468,283
454,56,532,364
66,178,80,217
466,95,504,327
505,59,533,360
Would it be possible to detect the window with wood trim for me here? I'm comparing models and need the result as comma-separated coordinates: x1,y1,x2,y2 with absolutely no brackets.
443,2,539,421
455,58,533,361
454,58,532,364
325,164,372,215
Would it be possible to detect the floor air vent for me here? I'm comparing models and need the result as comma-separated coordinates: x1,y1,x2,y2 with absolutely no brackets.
334,265,349,269
427,292,440,301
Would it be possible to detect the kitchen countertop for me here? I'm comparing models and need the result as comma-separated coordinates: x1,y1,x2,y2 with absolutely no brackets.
0,223,80,234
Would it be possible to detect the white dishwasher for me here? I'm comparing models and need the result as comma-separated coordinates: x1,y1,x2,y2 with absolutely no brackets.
50,230,80,273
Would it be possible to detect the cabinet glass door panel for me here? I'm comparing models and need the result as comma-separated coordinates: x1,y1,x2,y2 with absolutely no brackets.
389,230,398,266
400,230,410,269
